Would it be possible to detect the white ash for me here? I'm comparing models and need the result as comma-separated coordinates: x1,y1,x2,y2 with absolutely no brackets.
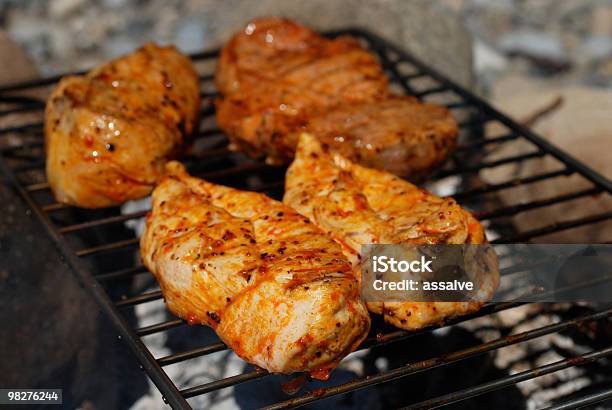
122,197,151,238
528,376,591,410
129,299,241,410
463,303,610,409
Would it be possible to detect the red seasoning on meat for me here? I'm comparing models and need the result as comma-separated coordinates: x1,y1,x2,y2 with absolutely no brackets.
45,43,200,208
140,161,370,375
284,133,499,330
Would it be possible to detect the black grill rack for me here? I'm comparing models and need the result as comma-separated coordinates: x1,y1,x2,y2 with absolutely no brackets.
1,29,612,409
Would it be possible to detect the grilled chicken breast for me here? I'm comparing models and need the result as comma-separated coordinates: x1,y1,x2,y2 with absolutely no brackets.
141,161,370,375
45,43,200,208
284,134,499,330
215,17,457,179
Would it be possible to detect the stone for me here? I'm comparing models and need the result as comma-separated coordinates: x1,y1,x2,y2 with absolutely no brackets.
592,4,612,35
498,30,568,64
5,0,474,89
474,38,508,74
48,0,84,18
102,0,127,8
0,30,38,86
104,35,143,59
579,35,612,61
593,57,612,85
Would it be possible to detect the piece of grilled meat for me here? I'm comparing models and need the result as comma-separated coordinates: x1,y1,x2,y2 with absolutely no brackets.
45,43,200,208
284,134,499,330
141,161,370,376
306,96,457,178
215,17,457,179
216,18,387,162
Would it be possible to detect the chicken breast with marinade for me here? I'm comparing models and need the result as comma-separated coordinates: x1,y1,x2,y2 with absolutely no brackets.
284,133,499,330
45,43,200,208
140,161,370,376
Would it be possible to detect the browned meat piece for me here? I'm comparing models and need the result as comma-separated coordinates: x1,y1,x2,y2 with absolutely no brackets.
45,43,200,208
215,18,457,179
307,96,457,178
215,18,386,163
141,161,370,376
284,134,499,330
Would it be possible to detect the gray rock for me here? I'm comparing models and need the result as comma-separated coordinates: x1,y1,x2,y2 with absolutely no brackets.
588,57,612,87
498,30,567,63
104,35,143,59
3,0,475,88
592,3,612,36
102,0,127,8
580,35,612,61
0,30,39,86
474,38,508,74
48,0,84,18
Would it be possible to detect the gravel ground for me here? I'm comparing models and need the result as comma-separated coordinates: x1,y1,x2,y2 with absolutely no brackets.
1,0,611,91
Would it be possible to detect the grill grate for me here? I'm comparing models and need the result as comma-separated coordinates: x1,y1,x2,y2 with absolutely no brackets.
1,29,612,409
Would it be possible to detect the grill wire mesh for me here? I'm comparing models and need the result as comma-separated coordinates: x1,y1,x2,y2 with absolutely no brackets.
1,29,612,409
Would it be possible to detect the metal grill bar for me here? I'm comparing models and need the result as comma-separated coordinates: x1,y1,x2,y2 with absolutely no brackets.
14,160,45,172
42,202,69,212
413,85,449,98
155,302,521,373
182,371,268,399
399,72,427,81
157,343,228,367
136,319,183,337
454,132,518,152
492,211,612,243
0,121,43,135
0,72,84,93
95,265,148,281
457,116,492,129
143,303,522,371
58,210,149,234
361,28,612,192
116,290,163,307
0,105,44,116
542,388,612,410
452,169,572,201
5,152,42,161
0,140,44,154
404,345,612,410
434,150,545,179
0,95,45,105
474,187,601,220
260,308,612,410
375,43,418,95
25,181,50,192
0,28,610,410
75,237,140,257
